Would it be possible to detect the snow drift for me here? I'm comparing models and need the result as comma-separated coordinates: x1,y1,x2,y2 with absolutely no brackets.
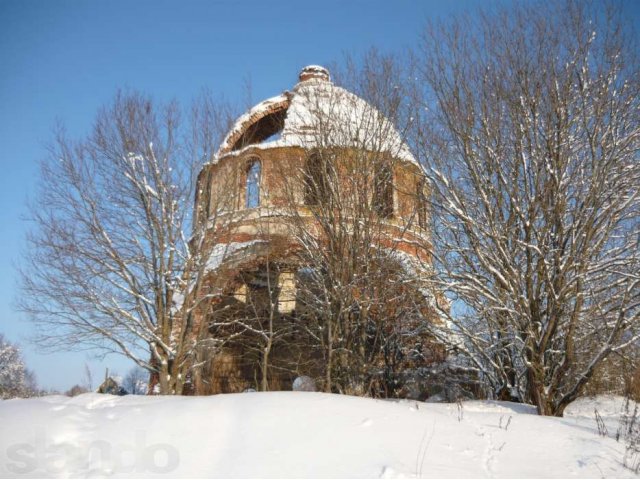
0,392,636,478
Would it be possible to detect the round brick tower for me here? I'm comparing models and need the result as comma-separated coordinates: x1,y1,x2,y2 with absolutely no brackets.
187,66,443,397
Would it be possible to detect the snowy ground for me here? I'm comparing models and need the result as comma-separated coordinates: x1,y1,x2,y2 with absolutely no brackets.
0,392,637,478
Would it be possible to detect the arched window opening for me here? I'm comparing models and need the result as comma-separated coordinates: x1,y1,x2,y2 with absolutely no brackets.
374,162,393,218
195,169,211,226
417,178,428,229
230,109,287,152
304,152,330,205
245,159,261,208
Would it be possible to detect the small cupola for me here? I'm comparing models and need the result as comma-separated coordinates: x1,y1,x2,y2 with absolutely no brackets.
298,65,330,83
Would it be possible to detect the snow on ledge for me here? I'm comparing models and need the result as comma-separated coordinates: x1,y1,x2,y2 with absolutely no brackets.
206,240,268,272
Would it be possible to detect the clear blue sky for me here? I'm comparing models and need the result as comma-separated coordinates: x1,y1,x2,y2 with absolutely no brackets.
1,0,639,392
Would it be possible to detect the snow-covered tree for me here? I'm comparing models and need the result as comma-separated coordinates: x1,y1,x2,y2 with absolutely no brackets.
123,365,148,395
19,91,237,394
416,0,640,415
0,334,37,399
270,54,441,397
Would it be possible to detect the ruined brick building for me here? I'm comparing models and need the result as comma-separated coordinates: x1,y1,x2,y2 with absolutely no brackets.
183,66,446,398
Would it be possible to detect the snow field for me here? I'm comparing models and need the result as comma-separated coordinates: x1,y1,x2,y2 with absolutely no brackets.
0,392,637,478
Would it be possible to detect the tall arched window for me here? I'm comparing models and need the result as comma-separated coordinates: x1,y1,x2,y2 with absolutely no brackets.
304,152,330,206
416,178,428,229
245,159,261,208
374,162,393,218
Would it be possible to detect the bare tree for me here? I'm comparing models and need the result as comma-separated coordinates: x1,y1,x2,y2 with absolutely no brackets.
271,53,444,397
204,234,299,392
416,0,640,415
82,363,93,391
19,90,237,394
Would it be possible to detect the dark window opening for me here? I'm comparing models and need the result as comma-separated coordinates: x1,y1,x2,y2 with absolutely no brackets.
417,178,428,229
246,159,261,208
294,267,324,318
230,109,287,152
374,162,393,218
304,152,331,206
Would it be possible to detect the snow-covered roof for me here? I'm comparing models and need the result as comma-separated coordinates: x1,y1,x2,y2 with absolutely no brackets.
215,66,417,165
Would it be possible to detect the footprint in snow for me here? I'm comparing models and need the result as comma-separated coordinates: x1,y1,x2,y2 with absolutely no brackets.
462,448,476,457
379,465,412,478
360,418,373,427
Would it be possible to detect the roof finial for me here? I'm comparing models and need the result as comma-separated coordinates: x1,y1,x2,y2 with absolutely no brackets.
299,65,330,82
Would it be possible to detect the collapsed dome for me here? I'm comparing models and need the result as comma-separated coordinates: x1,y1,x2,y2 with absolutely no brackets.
215,65,416,164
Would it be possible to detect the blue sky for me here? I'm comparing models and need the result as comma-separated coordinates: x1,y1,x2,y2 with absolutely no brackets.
1,0,639,392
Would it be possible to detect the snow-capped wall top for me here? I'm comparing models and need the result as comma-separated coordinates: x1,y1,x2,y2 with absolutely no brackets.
214,66,417,165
